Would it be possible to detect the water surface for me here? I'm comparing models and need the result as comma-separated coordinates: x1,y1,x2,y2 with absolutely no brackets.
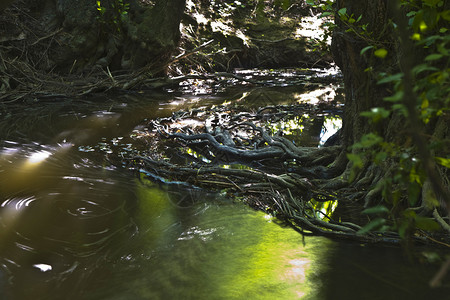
0,84,448,299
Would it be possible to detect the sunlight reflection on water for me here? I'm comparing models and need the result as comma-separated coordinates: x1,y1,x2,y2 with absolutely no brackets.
320,116,342,146
26,150,51,164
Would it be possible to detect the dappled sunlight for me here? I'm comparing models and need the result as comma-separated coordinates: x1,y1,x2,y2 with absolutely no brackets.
1,0,448,296
1,69,446,299
266,114,306,136
186,148,213,163
235,29,250,46
296,16,330,43
295,85,337,104
211,20,234,35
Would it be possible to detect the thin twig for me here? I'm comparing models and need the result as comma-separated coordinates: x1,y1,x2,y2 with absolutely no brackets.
30,28,63,46
169,39,215,66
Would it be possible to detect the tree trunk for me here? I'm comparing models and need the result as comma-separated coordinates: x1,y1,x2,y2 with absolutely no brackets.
2,0,186,73
331,0,395,149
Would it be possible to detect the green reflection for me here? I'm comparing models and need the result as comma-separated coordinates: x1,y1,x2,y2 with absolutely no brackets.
309,199,338,221
213,211,315,300
135,175,176,249
266,115,305,135
105,194,333,300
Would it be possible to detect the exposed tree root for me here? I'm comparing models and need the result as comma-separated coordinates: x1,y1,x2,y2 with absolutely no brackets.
128,103,450,247
129,154,431,246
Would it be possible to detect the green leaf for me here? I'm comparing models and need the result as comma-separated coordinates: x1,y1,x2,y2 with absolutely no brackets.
435,157,450,168
408,181,421,206
423,7,438,30
353,133,383,149
411,33,422,41
377,73,403,84
419,35,443,45
403,209,416,218
384,91,404,102
346,153,363,168
357,218,386,235
423,0,442,7
374,48,388,58
441,10,450,21
414,216,441,231
360,107,391,122
425,53,444,61
392,104,407,116
320,12,332,17
362,205,389,215
338,7,347,16
412,11,424,32
412,63,439,75
421,98,429,110
437,43,449,55
360,45,374,55
375,151,388,164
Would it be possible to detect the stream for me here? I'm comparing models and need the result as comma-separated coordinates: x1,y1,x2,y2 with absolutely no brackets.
0,70,448,299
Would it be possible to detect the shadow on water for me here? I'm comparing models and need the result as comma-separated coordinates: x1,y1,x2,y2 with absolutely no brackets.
0,142,137,299
0,77,448,299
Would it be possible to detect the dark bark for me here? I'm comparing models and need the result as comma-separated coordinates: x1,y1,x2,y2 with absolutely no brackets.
331,0,395,149
124,0,186,70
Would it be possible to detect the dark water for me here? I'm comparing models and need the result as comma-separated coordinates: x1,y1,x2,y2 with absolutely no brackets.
0,85,448,299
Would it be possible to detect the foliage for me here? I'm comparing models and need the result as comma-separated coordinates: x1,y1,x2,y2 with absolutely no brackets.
309,0,449,238
96,0,130,33
357,1,448,237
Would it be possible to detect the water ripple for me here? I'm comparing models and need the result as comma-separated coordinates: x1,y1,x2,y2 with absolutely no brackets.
1,196,36,210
